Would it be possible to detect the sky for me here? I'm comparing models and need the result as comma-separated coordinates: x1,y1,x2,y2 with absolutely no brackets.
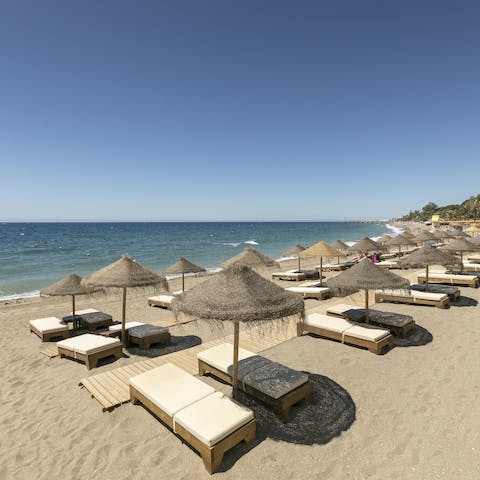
1,0,479,221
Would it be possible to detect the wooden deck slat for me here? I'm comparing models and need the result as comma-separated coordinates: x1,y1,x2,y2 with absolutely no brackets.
80,326,296,411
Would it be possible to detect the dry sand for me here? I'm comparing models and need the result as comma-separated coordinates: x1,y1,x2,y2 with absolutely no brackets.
1,257,480,479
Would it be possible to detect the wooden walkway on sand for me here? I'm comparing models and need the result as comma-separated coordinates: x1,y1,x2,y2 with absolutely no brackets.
79,323,297,411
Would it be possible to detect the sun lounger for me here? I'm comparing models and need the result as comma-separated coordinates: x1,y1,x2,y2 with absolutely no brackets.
285,285,332,300
376,260,401,269
148,294,175,308
197,343,313,422
417,271,480,288
272,269,318,281
129,363,255,474
127,324,171,349
326,303,415,337
467,255,480,263
410,283,460,300
297,313,392,354
375,289,450,309
76,311,114,331
29,317,70,341
459,262,480,272
317,261,355,272
379,252,399,260
57,333,122,369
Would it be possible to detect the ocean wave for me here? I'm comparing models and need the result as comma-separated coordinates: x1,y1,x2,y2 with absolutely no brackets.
222,242,241,247
244,240,259,245
385,223,404,237
0,290,40,302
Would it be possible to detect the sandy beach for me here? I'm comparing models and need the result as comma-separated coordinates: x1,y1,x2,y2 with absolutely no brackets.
2,255,480,480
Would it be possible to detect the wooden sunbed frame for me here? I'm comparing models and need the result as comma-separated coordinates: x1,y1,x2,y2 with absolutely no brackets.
147,297,172,309
374,291,450,309
129,384,256,474
287,288,332,300
30,324,70,342
198,359,313,423
296,321,392,355
417,274,479,288
326,309,415,338
58,343,123,370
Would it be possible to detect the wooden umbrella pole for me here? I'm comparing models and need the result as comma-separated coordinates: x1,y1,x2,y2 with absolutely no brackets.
232,321,240,399
297,255,301,271
182,272,185,292
425,265,429,291
121,287,127,348
72,295,76,329
320,257,323,286
460,252,464,272
365,289,369,324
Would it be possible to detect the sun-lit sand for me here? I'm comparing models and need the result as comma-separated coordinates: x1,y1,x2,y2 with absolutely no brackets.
2,255,480,479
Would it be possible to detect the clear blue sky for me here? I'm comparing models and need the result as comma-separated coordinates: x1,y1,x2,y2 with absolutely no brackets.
1,0,479,221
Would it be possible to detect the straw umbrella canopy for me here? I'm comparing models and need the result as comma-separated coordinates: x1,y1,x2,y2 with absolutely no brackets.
330,240,349,263
162,257,206,292
347,237,385,254
465,224,480,235
171,264,304,396
384,235,415,254
282,244,306,271
468,235,480,246
327,259,410,323
378,235,392,244
300,241,343,285
413,231,436,245
400,231,415,239
82,255,169,347
397,245,462,290
452,229,469,238
40,273,100,327
439,238,480,271
221,248,280,269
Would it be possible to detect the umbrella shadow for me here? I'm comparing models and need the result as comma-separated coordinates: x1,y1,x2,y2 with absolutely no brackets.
451,296,478,307
126,334,201,358
392,325,432,348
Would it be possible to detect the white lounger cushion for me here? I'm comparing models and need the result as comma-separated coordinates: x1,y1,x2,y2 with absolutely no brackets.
57,334,121,355
149,295,174,303
173,391,254,447
109,322,146,332
197,343,256,375
129,363,215,417
420,272,477,281
70,308,100,315
286,287,330,294
305,313,355,333
326,304,360,316
378,289,448,301
344,324,390,342
30,317,68,334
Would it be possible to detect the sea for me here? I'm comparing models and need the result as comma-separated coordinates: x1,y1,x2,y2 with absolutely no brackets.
0,222,402,301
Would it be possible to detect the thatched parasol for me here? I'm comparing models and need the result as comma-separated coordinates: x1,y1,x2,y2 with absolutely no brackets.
413,231,436,245
439,238,480,271
162,257,206,292
40,273,100,328
465,224,480,235
347,237,384,254
221,247,280,269
171,264,304,396
468,235,480,246
384,235,415,254
327,259,410,323
282,244,306,270
452,229,469,238
300,241,343,286
330,239,349,263
82,255,169,347
378,235,392,244
400,231,415,239
397,245,462,289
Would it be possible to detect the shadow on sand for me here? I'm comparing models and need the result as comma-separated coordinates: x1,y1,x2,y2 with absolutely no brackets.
451,296,478,307
126,334,201,358
393,325,432,348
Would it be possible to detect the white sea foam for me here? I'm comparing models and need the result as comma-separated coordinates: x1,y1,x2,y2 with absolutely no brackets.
0,290,40,302
385,223,404,237
244,240,259,245
276,255,297,262
223,242,241,247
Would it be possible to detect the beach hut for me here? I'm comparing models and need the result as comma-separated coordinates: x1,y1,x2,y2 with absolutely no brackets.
300,241,343,286
397,245,461,290
82,255,168,347
221,247,280,269
327,259,410,324
172,264,304,397
162,257,206,292
40,273,99,328
281,244,306,271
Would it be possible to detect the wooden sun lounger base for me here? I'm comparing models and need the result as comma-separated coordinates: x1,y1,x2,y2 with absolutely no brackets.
374,293,450,309
289,289,332,300
30,325,70,342
58,344,123,370
297,323,392,355
130,385,256,474
147,299,171,309
128,331,171,350
198,360,313,423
